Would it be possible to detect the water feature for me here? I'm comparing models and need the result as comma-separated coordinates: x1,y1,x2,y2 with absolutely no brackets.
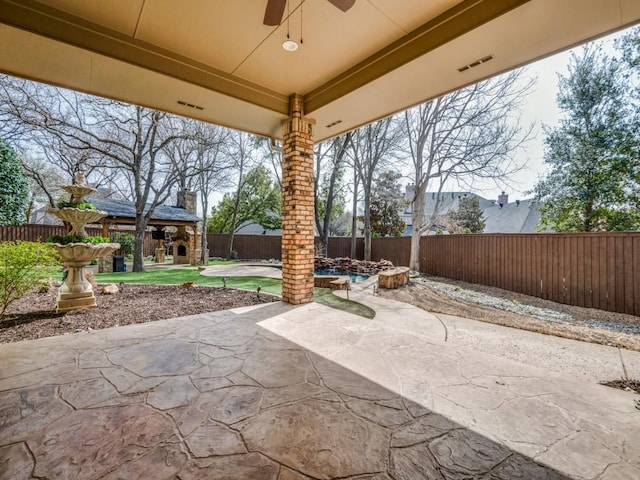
48,172,120,312
314,268,370,284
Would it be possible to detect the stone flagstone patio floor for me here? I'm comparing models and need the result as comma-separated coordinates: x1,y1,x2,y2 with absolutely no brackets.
1,294,639,479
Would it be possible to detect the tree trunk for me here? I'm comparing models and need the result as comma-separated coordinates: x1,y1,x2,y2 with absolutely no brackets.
133,215,146,272
321,169,338,256
409,185,426,271
201,216,208,264
320,132,351,257
200,193,209,263
227,188,241,259
363,191,371,261
227,231,236,260
25,198,34,224
350,174,359,259
584,200,593,232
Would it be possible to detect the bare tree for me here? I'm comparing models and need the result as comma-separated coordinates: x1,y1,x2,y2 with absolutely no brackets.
222,130,260,259
256,136,283,190
403,70,533,270
349,164,359,258
187,122,233,262
314,132,352,255
19,152,65,223
0,76,191,271
348,118,402,260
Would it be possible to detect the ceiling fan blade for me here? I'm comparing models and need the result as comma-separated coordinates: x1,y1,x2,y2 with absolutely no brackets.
327,0,356,12
263,0,287,26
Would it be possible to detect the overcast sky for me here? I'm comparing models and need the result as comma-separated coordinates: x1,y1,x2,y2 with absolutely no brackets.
466,26,632,203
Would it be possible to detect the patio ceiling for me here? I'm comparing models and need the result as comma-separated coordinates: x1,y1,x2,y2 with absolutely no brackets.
0,0,639,142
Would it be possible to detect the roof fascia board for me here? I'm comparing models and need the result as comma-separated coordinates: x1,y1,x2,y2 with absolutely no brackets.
304,0,531,114
0,0,290,115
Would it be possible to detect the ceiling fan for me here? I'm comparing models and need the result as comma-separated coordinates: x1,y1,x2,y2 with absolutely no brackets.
263,0,356,26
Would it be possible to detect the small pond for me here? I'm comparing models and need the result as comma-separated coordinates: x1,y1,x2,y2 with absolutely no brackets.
314,268,370,284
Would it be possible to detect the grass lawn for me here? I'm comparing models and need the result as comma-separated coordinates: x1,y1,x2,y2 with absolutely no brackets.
95,268,282,295
140,258,238,266
94,267,375,318
314,288,376,319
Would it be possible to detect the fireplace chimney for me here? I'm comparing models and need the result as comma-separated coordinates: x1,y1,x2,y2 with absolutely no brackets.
497,191,508,207
177,190,197,215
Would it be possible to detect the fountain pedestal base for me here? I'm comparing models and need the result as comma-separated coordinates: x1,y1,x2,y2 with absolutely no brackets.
50,243,119,313
56,263,97,313
57,290,96,313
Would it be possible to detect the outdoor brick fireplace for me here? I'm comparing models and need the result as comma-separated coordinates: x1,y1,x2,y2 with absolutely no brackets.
172,226,200,265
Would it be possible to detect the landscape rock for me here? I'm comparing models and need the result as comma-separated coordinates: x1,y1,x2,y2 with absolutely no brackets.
101,284,119,295
314,256,394,275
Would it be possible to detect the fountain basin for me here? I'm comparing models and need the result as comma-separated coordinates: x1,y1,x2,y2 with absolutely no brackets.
47,207,108,236
51,242,120,264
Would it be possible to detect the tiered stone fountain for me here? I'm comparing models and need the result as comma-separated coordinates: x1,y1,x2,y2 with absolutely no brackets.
48,173,120,313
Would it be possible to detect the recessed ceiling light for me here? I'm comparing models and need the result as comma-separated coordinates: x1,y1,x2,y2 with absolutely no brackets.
282,40,298,51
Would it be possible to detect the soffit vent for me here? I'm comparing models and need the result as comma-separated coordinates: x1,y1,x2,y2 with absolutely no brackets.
457,55,494,72
326,119,342,128
177,100,204,111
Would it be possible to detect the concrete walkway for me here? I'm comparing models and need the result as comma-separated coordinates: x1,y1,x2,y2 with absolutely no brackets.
201,263,283,279
1,290,639,479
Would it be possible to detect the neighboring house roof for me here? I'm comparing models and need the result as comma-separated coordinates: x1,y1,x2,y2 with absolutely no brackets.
86,197,200,225
29,207,63,225
402,191,543,234
423,191,495,219
483,199,542,233
235,222,282,236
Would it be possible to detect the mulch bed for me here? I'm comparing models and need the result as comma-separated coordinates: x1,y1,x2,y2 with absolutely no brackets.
0,284,279,344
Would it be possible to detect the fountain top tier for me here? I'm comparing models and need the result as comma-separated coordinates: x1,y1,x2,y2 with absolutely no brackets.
60,171,97,205
49,171,108,237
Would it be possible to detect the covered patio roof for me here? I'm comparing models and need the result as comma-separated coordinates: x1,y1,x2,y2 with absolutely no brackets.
1,0,639,142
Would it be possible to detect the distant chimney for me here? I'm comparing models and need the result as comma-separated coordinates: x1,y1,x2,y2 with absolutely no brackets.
516,199,520,207
404,184,415,202
498,191,509,206
177,190,197,215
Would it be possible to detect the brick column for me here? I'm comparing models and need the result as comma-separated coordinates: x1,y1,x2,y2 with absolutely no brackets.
281,95,315,304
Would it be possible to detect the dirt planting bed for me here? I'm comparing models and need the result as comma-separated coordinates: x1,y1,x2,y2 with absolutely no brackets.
381,275,640,352
0,284,279,344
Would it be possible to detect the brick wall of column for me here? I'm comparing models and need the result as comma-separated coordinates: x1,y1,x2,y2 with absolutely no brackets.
281,95,315,304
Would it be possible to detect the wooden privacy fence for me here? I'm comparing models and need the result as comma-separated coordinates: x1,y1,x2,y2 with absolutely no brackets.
6,226,637,315
0,224,155,256
207,234,281,260
206,234,364,260
394,233,639,317
371,236,411,267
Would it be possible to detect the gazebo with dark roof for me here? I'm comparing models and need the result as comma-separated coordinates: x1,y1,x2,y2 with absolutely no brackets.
85,195,201,270
87,197,200,229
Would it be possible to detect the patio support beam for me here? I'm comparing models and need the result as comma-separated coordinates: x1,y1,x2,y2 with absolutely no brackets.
281,95,315,304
